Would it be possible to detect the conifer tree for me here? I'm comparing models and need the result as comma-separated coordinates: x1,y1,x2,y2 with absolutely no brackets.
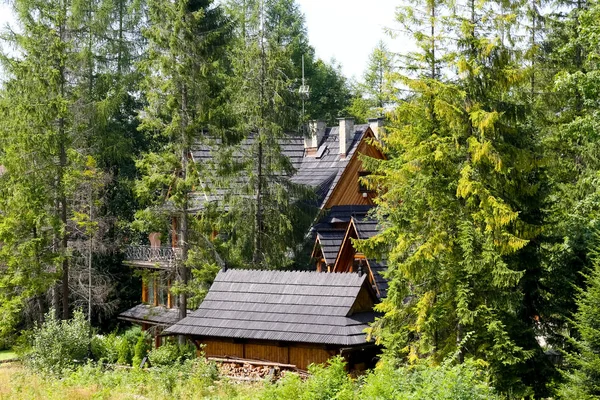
361,40,395,117
136,0,231,321
538,0,600,352
559,239,600,398
361,0,550,394
220,0,313,269
0,0,85,326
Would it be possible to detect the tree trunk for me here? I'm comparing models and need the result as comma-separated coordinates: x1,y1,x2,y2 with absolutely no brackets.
178,83,190,345
253,0,266,266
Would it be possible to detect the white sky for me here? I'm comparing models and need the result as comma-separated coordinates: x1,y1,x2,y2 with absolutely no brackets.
0,1,408,81
297,0,405,81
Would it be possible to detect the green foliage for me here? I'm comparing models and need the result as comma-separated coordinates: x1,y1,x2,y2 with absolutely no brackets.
116,326,142,365
25,310,91,376
357,0,551,395
259,356,353,400
132,331,151,368
559,239,600,398
147,341,197,367
359,359,499,400
260,356,498,400
90,333,120,364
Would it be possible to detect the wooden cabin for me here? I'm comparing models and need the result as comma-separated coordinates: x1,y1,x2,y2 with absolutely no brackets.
164,269,380,371
119,117,387,346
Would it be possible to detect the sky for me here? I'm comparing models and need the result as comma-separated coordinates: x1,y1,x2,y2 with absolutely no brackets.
296,1,403,81
0,1,405,81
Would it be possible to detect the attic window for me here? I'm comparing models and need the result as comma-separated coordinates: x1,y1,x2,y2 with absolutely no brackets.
358,171,374,193
315,145,327,159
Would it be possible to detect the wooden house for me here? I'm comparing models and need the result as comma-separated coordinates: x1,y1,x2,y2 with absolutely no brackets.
164,269,380,371
118,117,386,345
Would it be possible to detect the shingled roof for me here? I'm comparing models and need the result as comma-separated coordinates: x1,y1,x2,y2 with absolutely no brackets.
188,125,370,211
315,230,346,266
164,269,377,346
311,205,374,266
119,304,182,326
352,216,388,298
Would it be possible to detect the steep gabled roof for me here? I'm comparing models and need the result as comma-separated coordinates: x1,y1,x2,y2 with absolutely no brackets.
187,125,371,211
315,230,346,266
164,269,377,346
290,125,370,207
333,216,389,298
310,205,375,266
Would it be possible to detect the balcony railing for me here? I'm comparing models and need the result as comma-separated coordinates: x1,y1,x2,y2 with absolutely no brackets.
124,246,182,268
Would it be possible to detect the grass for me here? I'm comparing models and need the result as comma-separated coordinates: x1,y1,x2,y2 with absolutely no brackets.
0,363,262,400
0,350,17,361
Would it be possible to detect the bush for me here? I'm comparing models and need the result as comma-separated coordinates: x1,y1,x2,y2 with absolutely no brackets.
90,333,120,363
259,356,354,400
147,341,197,367
116,326,142,365
358,359,500,400
132,331,151,368
25,309,91,376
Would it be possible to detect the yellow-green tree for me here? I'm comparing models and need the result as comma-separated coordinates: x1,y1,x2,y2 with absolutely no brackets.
360,0,550,395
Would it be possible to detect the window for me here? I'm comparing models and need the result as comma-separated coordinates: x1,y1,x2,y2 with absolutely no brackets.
157,281,169,307
147,280,155,305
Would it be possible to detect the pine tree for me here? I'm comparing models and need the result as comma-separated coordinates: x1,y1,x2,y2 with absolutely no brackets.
136,0,231,321
0,0,87,327
360,0,551,395
219,0,313,269
559,240,600,399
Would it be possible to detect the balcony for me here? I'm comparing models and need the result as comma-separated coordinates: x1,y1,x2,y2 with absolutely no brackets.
123,246,182,269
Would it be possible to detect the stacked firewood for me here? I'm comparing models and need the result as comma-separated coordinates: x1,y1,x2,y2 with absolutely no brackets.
217,361,281,380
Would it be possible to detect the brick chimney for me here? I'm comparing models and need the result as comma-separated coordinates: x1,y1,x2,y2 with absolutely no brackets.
304,120,326,155
338,117,354,157
368,117,384,140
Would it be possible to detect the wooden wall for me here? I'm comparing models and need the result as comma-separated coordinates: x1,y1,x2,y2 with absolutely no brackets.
289,346,335,369
325,138,384,208
200,338,339,370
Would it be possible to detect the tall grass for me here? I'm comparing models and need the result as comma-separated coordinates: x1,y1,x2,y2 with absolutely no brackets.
1,356,500,400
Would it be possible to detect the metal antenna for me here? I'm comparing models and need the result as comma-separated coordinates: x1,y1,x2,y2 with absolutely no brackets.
299,55,310,134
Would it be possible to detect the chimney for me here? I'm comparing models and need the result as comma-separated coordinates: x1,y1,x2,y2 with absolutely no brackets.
338,117,354,157
368,117,385,140
304,120,326,154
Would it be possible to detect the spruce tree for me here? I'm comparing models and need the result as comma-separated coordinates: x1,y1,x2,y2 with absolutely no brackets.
559,239,600,398
219,0,313,269
361,0,550,394
136,0,231,321
0,0,85,326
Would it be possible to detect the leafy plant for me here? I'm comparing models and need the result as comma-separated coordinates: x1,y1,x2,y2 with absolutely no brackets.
25,310,91,376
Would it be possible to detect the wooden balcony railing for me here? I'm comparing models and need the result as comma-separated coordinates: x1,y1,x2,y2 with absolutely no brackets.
124,246,181,268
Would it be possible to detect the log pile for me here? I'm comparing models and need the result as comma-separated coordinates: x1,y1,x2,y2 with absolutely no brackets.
217,361,280,381
209,357,306,381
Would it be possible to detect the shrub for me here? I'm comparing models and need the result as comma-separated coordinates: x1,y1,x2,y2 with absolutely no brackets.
116,326,141,365
147,341,197,367
358,358,500,400
132,331,151,368
303,356,355,400
90,333,119,363
26,309,91,376
259,356,354,400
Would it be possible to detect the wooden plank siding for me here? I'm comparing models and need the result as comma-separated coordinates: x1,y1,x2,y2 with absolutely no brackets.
203,339,244,359
324,137,385,209
199,339,341,370
245,343,289,365
289,346,336,369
